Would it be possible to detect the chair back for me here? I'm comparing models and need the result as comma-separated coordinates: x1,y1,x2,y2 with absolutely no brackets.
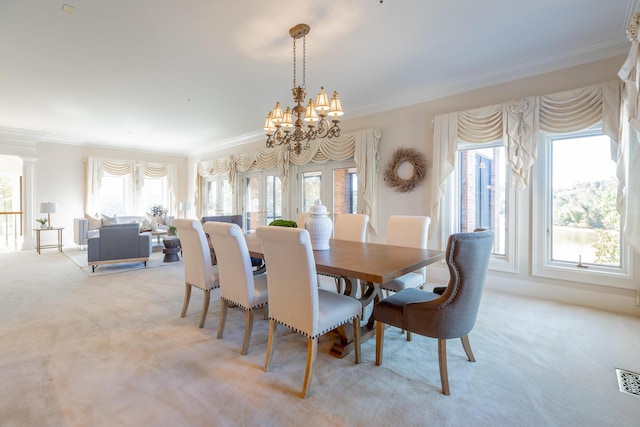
173,219,216,291
386,215,431,280
297,212,310,228
256,226,318,336
203,221,255,308
405,229,494,339
334,213,369,242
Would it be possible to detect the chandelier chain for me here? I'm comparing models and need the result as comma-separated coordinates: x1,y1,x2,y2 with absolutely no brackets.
302,34,306,88
292,37,296,88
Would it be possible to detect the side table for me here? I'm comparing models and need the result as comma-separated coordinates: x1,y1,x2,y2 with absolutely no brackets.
162,237,181,262
34,227,64,254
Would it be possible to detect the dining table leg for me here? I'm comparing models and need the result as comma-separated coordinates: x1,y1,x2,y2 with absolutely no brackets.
330,278,382,359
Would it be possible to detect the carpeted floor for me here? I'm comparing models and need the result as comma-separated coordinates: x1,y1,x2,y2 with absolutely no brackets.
1,249,639,426
63,247,175,275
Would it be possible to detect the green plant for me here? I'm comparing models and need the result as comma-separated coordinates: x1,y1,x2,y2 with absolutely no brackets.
268,219,297,227
168,225,178,236
35,217,47,225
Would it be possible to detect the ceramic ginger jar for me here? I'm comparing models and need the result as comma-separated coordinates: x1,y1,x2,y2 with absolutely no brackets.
305,199,332,250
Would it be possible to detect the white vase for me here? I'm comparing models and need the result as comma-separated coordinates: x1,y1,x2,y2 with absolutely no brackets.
305,199,332,250
150,217,158,231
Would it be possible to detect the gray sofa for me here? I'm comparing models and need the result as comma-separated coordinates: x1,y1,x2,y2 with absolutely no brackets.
88,223,152,272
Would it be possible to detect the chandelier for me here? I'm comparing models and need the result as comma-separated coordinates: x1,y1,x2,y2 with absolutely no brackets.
263,23,344,155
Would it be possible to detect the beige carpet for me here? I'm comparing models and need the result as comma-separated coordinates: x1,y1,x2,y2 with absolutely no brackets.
1,249,640,426
63,246,175,275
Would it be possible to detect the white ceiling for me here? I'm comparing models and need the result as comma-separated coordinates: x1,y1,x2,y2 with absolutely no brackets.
0,0,637,156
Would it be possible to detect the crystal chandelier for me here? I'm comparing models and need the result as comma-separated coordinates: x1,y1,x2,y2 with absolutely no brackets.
263,23,344,155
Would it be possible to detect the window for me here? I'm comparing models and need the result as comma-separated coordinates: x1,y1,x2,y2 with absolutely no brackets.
533,128,633,287
142,177,167,213
296,161,359,222
241,170,282,232
100,174,127,215
442,141,516,272
203,175,233,216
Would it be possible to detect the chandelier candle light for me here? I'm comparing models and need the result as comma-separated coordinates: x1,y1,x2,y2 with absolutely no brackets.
263,23,344,155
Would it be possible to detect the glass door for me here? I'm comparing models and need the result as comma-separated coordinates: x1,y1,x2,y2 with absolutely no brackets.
243,171,282,232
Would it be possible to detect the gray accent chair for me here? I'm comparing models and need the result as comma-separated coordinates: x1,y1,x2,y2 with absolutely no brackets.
373,228,494,395
87,223,152,272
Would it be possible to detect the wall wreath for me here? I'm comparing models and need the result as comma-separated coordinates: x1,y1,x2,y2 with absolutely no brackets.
383,146,429,193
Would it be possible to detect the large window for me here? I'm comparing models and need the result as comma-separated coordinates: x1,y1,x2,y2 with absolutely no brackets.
99,173,169,216
533,127,632,287
443,141,515,271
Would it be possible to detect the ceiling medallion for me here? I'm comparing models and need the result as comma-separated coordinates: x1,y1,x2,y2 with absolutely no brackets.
263,23,344,155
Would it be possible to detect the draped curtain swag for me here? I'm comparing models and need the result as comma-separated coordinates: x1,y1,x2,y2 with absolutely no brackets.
85,157,177,215
431,81,621,237
197,128,381,234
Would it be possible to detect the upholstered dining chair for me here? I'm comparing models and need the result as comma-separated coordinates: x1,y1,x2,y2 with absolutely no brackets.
373,228,494,395
332,213,370,293
203,221,268,355
334,213,369,242
380,215,431,293
173,219,219,328
297,212,310,228
256,225,362,398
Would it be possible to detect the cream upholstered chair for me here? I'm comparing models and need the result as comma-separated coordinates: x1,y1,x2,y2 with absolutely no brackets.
373,229,494,395
332,213,370,293
297,212,310,228
381,215,431,293
334,213,369,242
173,219,219,328
256,226,362,398
203,221,268,355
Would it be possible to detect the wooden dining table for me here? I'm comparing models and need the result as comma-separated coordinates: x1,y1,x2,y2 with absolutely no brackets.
245,233,444,358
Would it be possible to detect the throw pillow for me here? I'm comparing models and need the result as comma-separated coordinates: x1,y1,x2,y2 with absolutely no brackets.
85,213,102,230
101,214,117,225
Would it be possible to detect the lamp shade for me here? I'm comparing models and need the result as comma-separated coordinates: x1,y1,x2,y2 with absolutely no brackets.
40,202,57,214
179,202,192,211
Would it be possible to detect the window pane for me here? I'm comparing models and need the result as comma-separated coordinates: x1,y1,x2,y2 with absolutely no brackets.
245,176,261,232
332,167,357,219
265,175,282,224
458,145,506,255
220,179,231,215
551,135,620,266
301,171,322,212
206,180,218,215
101,175,125,215
142,177,165,213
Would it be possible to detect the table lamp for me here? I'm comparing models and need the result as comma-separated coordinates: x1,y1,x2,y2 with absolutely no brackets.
179,201,192,218
40,202,57,228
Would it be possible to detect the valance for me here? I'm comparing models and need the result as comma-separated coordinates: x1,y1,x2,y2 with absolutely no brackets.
197,129,380,234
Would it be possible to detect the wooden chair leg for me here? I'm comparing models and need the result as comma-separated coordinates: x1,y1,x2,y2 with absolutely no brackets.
353,316,361,364
264,320,277,372
438,338,450,395
460,335,476,362
198,289,211,329
241,309,255,355
301,337,318,398
180,284,192,318
217,302,228,339
263,304,268,320
375,321,384,366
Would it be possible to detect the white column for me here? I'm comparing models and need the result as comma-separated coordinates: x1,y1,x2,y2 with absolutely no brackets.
21,157,37,250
